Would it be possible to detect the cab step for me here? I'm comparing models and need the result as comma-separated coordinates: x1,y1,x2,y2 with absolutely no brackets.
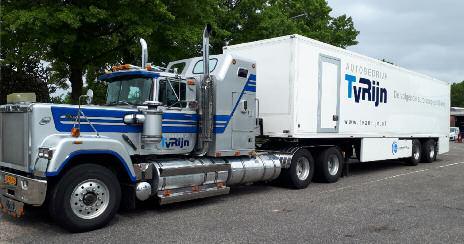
158,185,230,205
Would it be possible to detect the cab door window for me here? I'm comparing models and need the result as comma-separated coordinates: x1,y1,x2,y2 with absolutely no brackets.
158,78,187,107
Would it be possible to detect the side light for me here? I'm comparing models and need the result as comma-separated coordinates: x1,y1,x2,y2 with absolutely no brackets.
71,127,80,137
187,79,196,85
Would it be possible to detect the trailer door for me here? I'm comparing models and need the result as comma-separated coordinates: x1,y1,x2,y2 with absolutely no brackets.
318,55,340,133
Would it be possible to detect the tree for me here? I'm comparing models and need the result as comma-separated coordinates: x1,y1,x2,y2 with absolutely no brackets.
451,81,464,107
2,0,172,103
0,60,52,105
2,0,358,103
215,0,359,51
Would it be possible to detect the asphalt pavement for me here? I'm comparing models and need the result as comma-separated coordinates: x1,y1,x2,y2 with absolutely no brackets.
1,143,463,243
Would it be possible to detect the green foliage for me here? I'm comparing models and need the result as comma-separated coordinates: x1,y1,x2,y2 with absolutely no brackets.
451,81,464,107
85,65,108,105
0,59,54,104
2,0,173,103
1,0,358,104
215,0,359,50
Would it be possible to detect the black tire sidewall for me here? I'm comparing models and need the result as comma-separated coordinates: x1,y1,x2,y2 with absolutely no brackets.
316,147,344,183
421,140,436,163
288,149,314,189
408,140,421,166
50,164,121,232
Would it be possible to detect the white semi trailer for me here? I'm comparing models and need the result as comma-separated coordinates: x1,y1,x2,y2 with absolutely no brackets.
0,27,449,232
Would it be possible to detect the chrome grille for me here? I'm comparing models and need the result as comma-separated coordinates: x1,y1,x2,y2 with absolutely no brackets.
0,110,31,171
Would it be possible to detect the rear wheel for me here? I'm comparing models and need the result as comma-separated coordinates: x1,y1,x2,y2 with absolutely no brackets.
281,149,314,189
48,164,121,232
407,139,421,166
421,139,437,163
315,147,344,183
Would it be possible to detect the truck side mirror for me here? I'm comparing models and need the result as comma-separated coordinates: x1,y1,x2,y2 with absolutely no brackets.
86,89,94,104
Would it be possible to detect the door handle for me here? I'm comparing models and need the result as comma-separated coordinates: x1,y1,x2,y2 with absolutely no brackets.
333,115,339,121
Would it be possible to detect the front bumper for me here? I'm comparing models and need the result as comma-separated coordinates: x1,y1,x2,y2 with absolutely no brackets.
0,170,47,206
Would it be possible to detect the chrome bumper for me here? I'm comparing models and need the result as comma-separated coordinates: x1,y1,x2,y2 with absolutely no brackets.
0,170,47,206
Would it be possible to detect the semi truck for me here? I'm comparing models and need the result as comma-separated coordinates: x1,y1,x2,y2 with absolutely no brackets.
0,26,450,232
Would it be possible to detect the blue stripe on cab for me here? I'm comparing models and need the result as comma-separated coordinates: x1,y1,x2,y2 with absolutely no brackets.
214,115,231,121
60,118,124,123
51,106,142,133
244,86,256,92
163,113,199,121
51,106,199,134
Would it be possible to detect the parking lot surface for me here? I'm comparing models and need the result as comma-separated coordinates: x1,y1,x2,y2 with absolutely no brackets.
1,143,463,243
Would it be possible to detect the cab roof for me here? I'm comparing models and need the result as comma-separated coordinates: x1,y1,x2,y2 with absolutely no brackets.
97,70,160,81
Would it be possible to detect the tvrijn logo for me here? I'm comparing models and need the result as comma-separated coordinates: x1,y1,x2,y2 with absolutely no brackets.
392,141,398,155
345,74,388,107
161,137,190,149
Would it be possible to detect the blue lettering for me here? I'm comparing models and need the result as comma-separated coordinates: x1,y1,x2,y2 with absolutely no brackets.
345,74,356,98
160,137,190,149
359,78,371,101
346,74,388,106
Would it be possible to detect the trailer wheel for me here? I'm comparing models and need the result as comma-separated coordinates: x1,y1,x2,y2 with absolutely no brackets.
316,147,344,183
281,149,314,189
407,139,421,166
421,139,437,163
48,164,121,232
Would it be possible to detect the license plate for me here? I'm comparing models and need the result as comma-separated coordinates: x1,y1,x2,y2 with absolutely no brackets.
0,195,24,217
4,175,17,186
4,198,16,212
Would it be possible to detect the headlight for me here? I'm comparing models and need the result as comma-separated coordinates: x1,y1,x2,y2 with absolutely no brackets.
38,148,53,160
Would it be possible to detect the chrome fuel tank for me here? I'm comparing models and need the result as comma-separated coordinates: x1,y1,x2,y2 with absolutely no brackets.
226,153,281,185
145,153,281,191
152,157,229,190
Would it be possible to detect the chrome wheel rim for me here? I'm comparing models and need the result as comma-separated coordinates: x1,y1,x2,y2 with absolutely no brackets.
429,146,435,159
296,157,310,181
328,154,340,176
70,179,110,220
413,145,420,160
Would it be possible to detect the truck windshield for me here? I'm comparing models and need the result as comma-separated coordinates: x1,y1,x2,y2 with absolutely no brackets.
106,77,153,105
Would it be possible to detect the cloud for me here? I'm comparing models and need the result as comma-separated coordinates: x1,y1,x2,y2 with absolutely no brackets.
327,0,464,83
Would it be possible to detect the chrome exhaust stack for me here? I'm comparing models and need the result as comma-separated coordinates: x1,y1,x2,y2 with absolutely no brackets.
202,24,212,77
196,24,215,156
140,38,148,69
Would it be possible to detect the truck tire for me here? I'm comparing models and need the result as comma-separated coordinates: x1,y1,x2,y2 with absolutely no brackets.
315,147,344,183
281,149,314,189
421,139,437,163
48,164,121,232
407,139,421,166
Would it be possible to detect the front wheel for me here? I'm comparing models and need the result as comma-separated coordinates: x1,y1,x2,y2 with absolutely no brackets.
48,164,121,232
280,149,315,189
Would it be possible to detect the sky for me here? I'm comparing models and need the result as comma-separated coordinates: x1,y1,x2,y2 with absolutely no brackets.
327,0,464,83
